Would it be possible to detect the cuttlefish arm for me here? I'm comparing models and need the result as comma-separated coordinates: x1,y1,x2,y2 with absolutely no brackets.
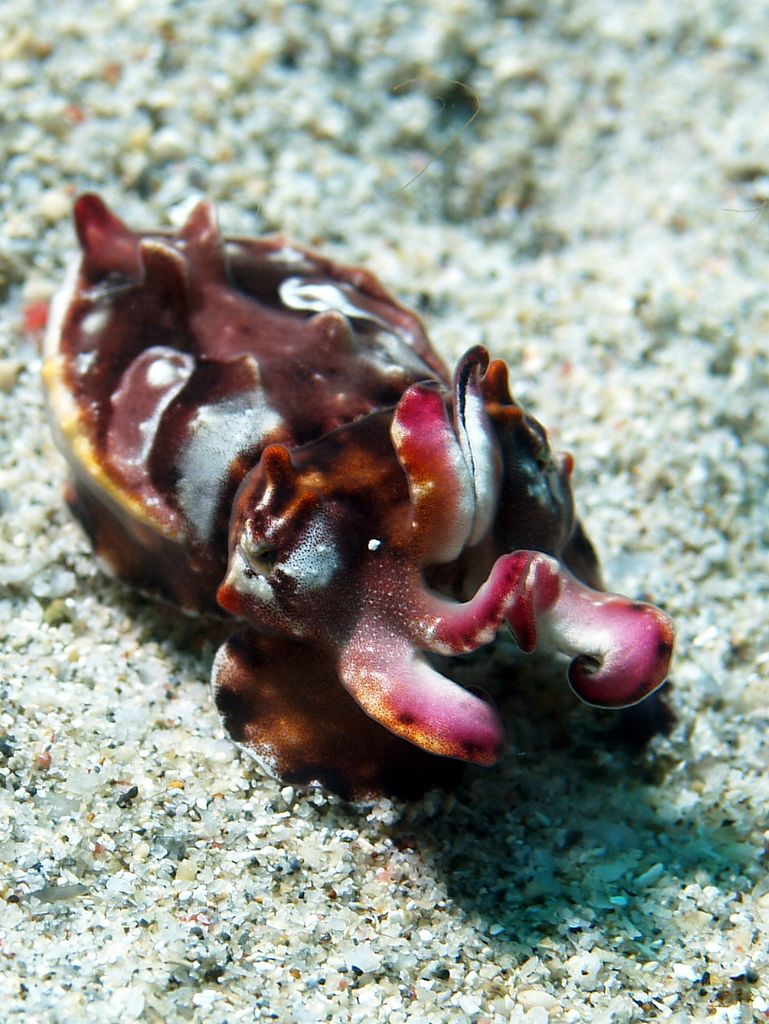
335,550,674,767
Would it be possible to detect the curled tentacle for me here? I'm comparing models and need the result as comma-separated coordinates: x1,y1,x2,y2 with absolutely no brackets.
531,565,676,707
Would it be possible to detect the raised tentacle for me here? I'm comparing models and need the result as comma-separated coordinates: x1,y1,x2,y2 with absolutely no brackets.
390,382,475,562
390,350,504,564
452,346,501,544
405,550,538,655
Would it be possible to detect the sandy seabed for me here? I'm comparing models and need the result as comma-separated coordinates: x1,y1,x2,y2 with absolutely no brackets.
1,1,768,1021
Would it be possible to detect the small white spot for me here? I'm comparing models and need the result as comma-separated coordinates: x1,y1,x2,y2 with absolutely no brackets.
367,538,382,551
146,357,184,389
279,278,372,321
75,350,97,376
81,307,109,338
413,480,436,498
266,245,310,266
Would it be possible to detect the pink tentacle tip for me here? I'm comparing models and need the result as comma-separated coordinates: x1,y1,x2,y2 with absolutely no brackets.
514,556,676,709
567,599,675,709
337,629,505,765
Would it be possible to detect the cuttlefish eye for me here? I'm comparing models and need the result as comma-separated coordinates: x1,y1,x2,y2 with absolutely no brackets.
239,533,278,576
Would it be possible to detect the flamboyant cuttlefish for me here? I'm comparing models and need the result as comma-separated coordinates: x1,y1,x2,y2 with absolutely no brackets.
43,195,674,798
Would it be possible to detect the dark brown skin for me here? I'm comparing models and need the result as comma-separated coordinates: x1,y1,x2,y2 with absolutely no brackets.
216,630,465,799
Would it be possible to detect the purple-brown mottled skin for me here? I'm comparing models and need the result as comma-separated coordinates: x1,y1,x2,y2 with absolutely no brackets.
43,195,675,799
